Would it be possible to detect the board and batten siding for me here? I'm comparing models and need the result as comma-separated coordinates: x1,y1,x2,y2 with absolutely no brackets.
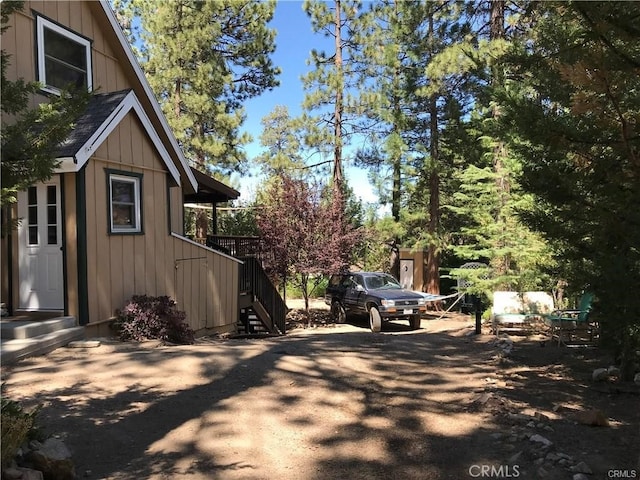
3,1,239,335
81,112,239,337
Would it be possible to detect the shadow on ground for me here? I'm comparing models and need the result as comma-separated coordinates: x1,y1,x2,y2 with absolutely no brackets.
2,314,638,480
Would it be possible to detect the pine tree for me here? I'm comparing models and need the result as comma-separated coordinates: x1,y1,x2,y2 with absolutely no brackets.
256,105,306,177
352,1,472,294
302,0,363,192
302,0,365,276
495,1,640,378
116,0,280,174
419,1,554,296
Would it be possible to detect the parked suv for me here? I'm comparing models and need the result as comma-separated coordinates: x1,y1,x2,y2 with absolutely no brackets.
324,272,427,332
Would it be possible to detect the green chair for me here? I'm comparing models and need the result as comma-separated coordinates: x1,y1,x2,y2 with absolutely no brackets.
546,292,597,345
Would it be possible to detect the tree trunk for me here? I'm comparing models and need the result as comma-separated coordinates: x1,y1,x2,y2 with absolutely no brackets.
424,12,440,296
333,0,344,194
490,0,510,286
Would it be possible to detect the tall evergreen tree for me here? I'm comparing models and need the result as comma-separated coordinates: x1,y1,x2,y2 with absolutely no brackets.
256,105,306,177
352,1,471,293
495,1,640,377
115,0,280,174
422,0,554,294
302,0,364,275
302,0,363,192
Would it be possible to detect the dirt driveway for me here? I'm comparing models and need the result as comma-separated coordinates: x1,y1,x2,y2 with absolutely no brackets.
2,311,638,480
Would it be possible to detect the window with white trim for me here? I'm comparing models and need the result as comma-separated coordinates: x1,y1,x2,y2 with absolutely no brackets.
108,173,142,234
36,15,92,94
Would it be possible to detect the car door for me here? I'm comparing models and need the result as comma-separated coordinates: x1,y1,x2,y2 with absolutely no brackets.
343,274,365,313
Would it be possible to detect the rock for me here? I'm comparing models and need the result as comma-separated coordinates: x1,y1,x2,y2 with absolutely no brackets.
508,413,530,423
3,467,25,480
534,411,550,422
29,440,43,451
530,434,553,447
24,438,76,480
537,466,549,477
545,452,561,462
634,372,640,386
508,451,523,464
592,368,609,382
67,340,101,348
573,409,610,427
474,392,493,404
3,467,44,480
570,461,593,474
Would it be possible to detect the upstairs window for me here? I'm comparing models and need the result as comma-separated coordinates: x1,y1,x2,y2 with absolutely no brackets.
36,16,92,94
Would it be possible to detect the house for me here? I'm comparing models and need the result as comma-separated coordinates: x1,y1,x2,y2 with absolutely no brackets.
0,1,267,340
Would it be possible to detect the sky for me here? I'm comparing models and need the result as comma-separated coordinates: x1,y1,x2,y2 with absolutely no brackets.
233,1,378,206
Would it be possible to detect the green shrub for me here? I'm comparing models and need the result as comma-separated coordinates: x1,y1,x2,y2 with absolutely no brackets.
1,389,43,468
285,275,329,299
111,295,195,344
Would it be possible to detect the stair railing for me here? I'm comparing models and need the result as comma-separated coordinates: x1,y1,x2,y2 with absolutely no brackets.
239,256,287,334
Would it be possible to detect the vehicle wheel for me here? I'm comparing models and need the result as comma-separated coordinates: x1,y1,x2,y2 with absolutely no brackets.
369,307,382,333
410,314,421,330
331,301,346,324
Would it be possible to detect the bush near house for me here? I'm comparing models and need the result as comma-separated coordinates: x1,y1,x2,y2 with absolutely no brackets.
1,388,44,468
112,295,194,344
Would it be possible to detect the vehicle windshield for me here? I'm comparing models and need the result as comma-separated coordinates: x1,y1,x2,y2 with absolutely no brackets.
364,274,402,290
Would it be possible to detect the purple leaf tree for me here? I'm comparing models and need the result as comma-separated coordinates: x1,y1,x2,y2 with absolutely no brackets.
257,175,359,325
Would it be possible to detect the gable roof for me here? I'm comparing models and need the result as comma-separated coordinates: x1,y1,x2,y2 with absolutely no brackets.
56,90,181,185
56,90,130,158
94,1,198,192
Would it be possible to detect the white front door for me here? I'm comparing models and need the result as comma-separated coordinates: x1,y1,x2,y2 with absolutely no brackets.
400,259,414,290
17,178,64,310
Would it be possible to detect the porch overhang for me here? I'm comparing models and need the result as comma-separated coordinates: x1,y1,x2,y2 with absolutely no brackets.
184,167,240,204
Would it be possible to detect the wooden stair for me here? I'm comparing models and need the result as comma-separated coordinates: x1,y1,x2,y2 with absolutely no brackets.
238,293,277,335
238,258,288,335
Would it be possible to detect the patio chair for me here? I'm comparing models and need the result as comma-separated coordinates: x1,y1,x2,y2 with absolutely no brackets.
545,292,597,345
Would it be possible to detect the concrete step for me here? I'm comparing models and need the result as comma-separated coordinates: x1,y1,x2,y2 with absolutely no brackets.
1,316,77,339
1,317,84,365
